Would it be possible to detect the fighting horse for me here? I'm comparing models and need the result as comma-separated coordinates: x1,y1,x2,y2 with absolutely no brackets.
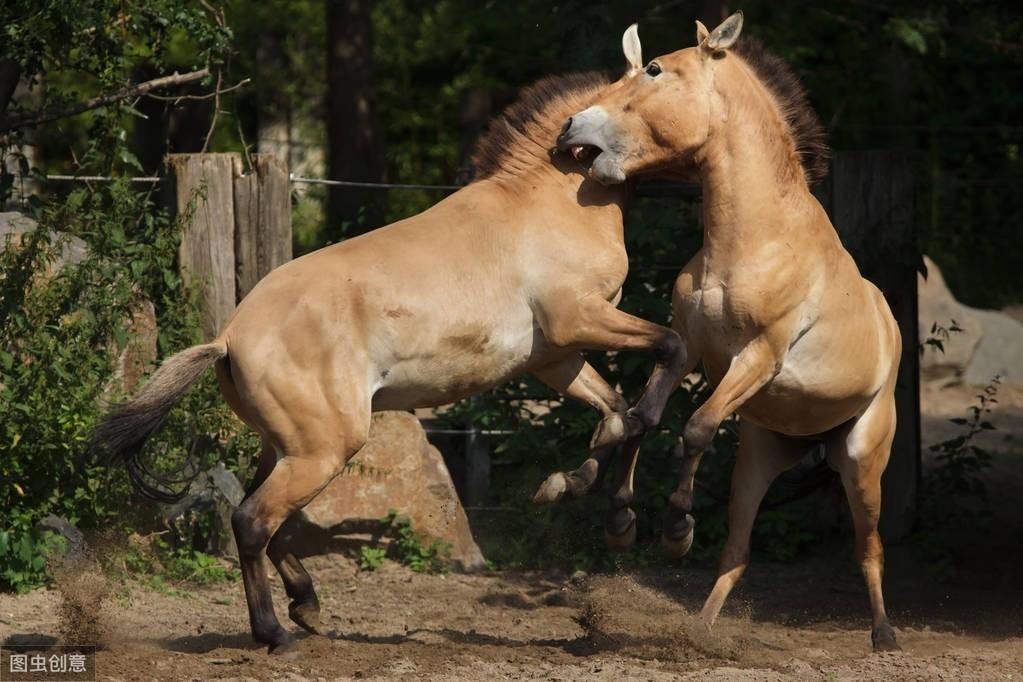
92,63,684,653
556,13,902,651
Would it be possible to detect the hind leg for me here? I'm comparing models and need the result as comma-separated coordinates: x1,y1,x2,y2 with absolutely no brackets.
233,412,369,652
827,389,899,652
700,422,806,626
241,443,325,636
532,355,629,504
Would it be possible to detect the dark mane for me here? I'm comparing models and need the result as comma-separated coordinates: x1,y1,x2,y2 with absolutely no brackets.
732,37,830,183
471,71,614,180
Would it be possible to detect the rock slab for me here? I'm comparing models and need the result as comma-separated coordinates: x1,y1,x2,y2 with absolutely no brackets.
294,411,486,572
919,255,1023,386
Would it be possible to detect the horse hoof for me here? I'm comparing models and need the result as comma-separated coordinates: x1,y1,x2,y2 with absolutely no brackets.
661,514,695,560
604,517,637,553
590,414,628,450
289,600,323,636
266,630,297,656
533,472,568,505
872,623,900,652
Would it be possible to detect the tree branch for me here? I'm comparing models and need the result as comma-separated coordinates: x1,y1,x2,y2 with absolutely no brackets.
0,68,210,133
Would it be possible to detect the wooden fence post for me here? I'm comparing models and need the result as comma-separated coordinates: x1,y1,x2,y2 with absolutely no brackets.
165,153,240,341
233,154,293,301
815,150,920,540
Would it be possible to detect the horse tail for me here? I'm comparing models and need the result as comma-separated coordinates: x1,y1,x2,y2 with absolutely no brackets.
90,341,228,503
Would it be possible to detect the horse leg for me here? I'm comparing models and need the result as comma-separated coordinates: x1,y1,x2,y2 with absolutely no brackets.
233,415,369,653
827,388,900,652
603,435,642,551
536,293,685,450
662,341,775,558
700,422,805,626
240,442,325,636
532,355,629,504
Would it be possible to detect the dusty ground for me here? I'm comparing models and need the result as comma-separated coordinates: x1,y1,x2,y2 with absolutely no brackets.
2,548,1022,681
2,382,1021,681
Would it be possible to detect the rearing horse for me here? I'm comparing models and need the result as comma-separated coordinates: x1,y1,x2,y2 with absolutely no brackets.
92,69,685,653
557,13,902,651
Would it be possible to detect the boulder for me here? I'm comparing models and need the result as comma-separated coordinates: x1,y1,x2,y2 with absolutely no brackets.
964,309,1023,386
919,255,1023,386
918,255,982,383
287,411,486,572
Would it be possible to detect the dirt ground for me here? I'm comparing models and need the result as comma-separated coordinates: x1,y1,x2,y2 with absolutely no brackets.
2,549,1022,681
2,382,1021,681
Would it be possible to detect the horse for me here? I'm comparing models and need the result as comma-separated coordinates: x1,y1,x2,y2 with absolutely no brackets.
91,57,687,654
555,13,903,652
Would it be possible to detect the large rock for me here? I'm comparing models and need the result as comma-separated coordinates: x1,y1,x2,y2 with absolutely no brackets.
288,411,486,572
919,255,1023,386
964,309,1023,386
918,255,983,382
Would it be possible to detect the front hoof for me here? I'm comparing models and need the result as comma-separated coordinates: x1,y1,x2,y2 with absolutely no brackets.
872,623,900,652
603,508,637,553
289,600,323,635
533,472,568,505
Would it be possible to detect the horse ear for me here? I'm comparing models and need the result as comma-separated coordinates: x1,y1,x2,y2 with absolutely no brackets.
622,24,643,72
704,10,743,51
695,20,710,46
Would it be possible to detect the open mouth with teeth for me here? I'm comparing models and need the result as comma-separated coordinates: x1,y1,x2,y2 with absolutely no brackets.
569,144,603,166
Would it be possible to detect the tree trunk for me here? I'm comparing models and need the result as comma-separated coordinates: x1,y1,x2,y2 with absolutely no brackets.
0,59,20,118
325,0,387,239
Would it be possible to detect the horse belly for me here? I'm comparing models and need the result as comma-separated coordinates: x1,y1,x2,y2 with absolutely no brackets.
739,331,882,436
370,320,544,411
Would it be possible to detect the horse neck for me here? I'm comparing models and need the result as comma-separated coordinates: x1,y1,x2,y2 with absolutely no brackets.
496,159,632,234
696,75,817,265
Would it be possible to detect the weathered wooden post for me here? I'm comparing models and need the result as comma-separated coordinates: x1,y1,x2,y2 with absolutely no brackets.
165,153,240,341
233,154,293,301
815,150,919,540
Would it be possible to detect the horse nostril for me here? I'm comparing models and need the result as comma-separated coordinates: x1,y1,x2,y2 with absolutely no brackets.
560,118,573,136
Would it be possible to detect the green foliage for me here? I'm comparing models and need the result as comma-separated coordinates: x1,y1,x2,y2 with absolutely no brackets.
925,377,999,517
0,526,65,593
915,377,999,577
358,546,387,572
1,0,232,203
107,533,238,595
380,510,451,575
920,319,965,356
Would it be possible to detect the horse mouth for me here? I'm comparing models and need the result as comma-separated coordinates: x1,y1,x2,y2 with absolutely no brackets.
570,144,602,166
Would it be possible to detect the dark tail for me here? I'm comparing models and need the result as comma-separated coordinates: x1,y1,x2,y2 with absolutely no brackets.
90,342,227,503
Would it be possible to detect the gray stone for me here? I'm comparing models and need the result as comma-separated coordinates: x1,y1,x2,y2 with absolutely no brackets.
36,514,89,567
0,211,87,270
919,255,1023,386
286,411,486,572
964,309,1023,386
918,255,982,383
208,462,245,507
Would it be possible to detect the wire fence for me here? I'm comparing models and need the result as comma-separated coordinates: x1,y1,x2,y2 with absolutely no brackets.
31,171,700,197
20,168,697,442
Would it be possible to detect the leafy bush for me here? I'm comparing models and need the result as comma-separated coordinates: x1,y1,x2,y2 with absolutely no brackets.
0,182,258,591
380,510,451,574
358,546,387,572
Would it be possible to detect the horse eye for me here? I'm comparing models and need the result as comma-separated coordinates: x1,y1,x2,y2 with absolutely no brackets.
645,63,662,77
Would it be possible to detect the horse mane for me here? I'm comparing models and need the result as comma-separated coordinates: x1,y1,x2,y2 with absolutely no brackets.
731,37,830,183
471,71,615,181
